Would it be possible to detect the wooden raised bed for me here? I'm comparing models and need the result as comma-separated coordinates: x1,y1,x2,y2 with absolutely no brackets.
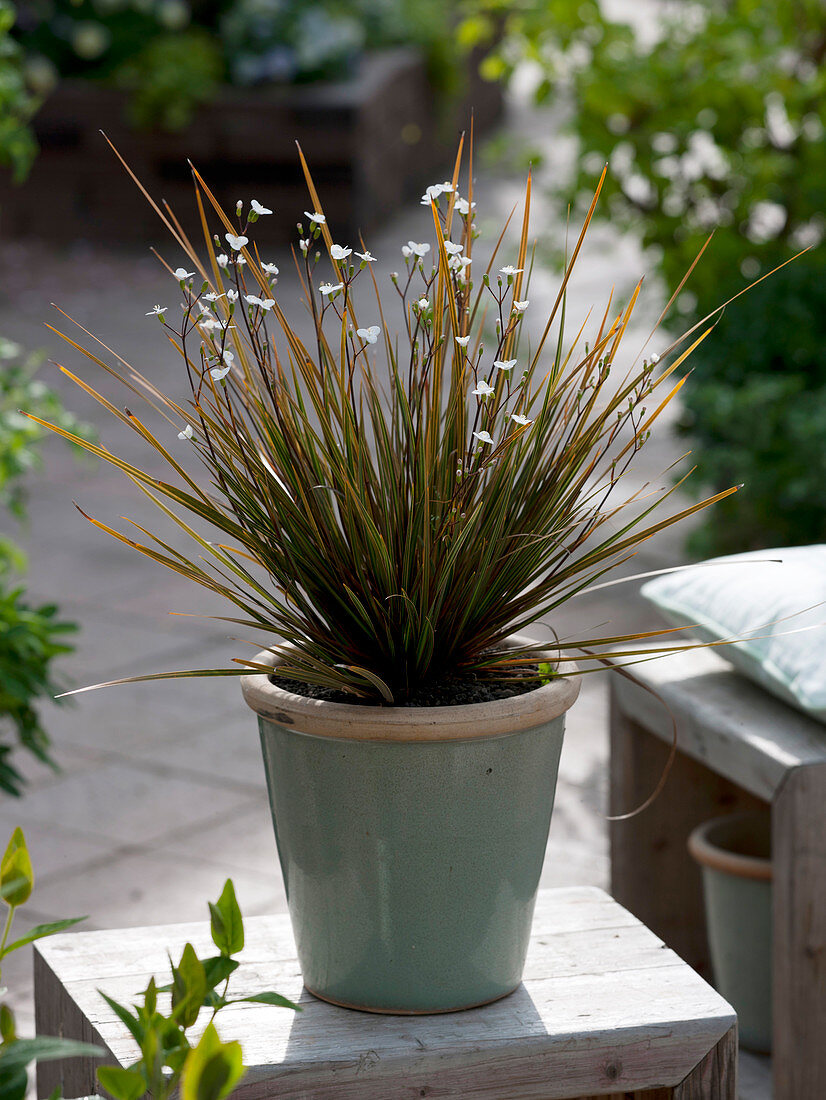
0,47,503,247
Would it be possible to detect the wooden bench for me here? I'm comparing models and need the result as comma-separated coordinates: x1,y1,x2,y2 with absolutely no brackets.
609,643,826,1100
35,886,736,1099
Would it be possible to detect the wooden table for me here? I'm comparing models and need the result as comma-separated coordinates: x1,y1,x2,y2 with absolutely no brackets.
609,643,826,1100
35,886,736,1099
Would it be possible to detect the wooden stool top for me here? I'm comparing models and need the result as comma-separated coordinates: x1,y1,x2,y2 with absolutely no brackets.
36,886,734,1099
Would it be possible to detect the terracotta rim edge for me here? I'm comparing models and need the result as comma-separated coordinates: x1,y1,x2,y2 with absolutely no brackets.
240,643,580,741
687,813,772,882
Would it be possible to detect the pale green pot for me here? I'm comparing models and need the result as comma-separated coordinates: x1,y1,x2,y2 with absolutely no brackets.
241,648,580,1014
688,811,772,1053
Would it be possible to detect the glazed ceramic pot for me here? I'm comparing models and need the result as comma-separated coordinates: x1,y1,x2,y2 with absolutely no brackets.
241,646,580,1014
688,811,772,1053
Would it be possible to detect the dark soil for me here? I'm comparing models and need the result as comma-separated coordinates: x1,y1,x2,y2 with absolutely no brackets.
270,664,546,707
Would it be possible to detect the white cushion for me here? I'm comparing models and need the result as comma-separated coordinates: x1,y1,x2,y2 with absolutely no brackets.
641,545,826,721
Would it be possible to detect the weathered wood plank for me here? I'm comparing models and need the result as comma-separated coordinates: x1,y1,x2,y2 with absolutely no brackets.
610,645,826,801
610,695,767,977
35,888,735,1100
773,763,826,1100
671,1023,737,1099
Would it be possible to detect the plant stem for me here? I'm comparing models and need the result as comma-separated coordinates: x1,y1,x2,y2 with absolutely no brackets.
0,904,16,983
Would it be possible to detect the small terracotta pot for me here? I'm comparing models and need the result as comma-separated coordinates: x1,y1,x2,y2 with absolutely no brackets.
688,811,772,1053
242,646,579,1014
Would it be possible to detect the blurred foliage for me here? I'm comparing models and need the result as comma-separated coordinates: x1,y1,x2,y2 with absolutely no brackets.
13,0,461,132
460,0,826,553
0,2,38,182
0,338,94,797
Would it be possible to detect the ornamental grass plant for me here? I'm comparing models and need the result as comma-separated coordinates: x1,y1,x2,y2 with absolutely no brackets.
29,139,758,705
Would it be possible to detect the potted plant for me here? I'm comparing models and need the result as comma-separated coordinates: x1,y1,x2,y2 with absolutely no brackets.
29,140,748,1013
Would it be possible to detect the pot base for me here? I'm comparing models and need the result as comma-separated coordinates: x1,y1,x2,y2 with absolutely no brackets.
303,981,520,1015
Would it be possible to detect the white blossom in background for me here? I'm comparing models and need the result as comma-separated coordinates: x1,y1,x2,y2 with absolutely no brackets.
499,266,522,277
356,325,381,344
145,304,167,317
511,414,533,426
454,197,476,216
319,282,343,296
203,292,224,302
455,335,471,347
443,241,463,256
355,250,376,262
225,233,248,251
416,298,429,310
177,424,194,440
261,262,279,275
512,300,529,312
650,352,661,365
200,318,221,331
173,267,195,280
494,359,517,372
330,244,352,260
210,365,232,381
220,349,235,365
473,430,494,445
216,254,229,268
450,255,472,272
250,199,272,215
472,380,495,398
226,289,239,302
402,241,430,258
305,211,326,225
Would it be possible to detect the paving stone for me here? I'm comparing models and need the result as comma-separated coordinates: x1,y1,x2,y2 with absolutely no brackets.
11,759,253,846
29,847,287,930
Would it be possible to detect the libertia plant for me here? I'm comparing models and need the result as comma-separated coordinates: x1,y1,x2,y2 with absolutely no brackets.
28,138,756,704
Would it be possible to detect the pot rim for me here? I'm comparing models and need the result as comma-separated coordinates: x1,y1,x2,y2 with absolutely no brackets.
687,811,772,882
240,638,580,741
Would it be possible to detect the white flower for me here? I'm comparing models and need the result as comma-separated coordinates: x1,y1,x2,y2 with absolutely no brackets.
416,297,429,309
245,294,275,310
225,233,249,251
512,300,530,312
650,352,661,364
173,267,195,280
319,282,344,296
510,413,533,426
473,430,494,445
356,325,381,344
250,199,272,215
226,289,239,302
330,244,352,260
210,365,232,381
355,250,376,262
402,241,431,258
216,254,229,268
220,349,235,365
305,211,326,225
450,255,472,271
145,304,167,316
299,238,310,253
499,265,523,276
455,335,471,347
420,181,454,204
235,256,247,266
454,197,476,215
494,358,517,372
443,241,464,256
177,424,194,440
261,262,279,275
472,380,495,397
200,318,221,331
203,292,224,302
